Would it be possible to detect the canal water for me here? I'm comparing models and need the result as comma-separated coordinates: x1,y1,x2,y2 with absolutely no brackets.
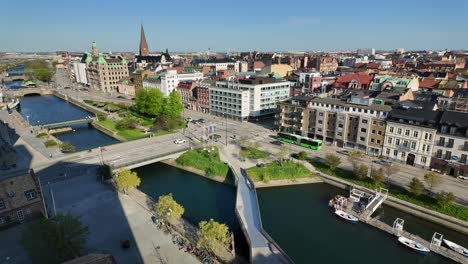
135,162,249,258
257,184,463,264
18,95,118,151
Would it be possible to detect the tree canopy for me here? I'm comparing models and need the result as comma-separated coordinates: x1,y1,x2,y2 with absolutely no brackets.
35,68,53,82
114,168,141,194
197,219,231,255
325,154,341,170
21,213,89,264
165,91,183,118
409,177,424,196
424,172,443,190
156,193,185,222
437,191,455,209
135,88,165,117
353,163,368,180
370,168,385,185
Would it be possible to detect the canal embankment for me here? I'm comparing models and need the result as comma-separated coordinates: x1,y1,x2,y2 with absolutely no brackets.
91,122,127,142
160,159,234,185
317,172,468,236
53,91,107,115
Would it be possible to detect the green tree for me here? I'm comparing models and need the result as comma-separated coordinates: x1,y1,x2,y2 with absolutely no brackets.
35,68,53,82
96,113,107,121
135,88,165,117
409,177,424,196
383,163,399,184
325,154,341,170
60,142,76,153
116,117,139,130
424,172,443,190
276,146,288,164
297,151,308,160
370,168,385,185
348,151,364,166
156,193,185,222
353,163,368,180
21,213,89,264
437,191,455,209
165,91,183,118
114,168,141,194
197,219,231,255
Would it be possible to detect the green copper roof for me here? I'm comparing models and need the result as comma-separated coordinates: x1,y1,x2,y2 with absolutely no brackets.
97,53,106,64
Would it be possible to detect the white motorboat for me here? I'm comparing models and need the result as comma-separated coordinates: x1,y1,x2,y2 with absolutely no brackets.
398,236,430,254
443,239,468,257
334,209,359,223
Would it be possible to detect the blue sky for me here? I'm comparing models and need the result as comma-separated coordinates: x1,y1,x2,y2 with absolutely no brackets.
1,0,467,52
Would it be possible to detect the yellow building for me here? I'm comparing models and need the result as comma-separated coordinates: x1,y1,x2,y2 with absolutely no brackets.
260,64,293,77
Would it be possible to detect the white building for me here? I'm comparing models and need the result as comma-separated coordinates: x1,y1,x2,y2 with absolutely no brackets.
143,70,204,96
193,58,240,72
72,62,88,85
209,85,250,121
210,76,290,119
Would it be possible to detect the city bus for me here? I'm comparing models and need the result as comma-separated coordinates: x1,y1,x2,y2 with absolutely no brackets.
277,132,322,150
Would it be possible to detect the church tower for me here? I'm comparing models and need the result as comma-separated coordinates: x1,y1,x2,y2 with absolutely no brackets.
139,24,150,56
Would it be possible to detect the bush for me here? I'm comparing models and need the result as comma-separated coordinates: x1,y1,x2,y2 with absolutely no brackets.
60,142,76,153
409,177,424,196
370,168,385,186
262,173,271,183
96,113,107,121
116,118,139,130
44,139,57,147
297,151,308,160
176,148,229,178
36,132,48,138
437,191,455,209
325,154,341,170
353,163,368,180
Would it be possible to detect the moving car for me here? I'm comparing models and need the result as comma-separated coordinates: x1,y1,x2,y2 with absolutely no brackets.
173,139,186,144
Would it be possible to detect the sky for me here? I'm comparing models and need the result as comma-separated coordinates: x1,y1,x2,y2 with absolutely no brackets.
1,0,467,52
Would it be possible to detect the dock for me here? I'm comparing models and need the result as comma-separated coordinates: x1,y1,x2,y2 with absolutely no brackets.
331,188,467,264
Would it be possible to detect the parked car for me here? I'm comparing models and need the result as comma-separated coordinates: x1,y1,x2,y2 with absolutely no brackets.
198,118,206,123
186,117,193,122
374,159,393,166
337,150,350,156
116,95,126,99
458,175,468,180
173,139,186,144
209,134,221,140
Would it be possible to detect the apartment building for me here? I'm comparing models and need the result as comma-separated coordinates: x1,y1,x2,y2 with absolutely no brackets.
143,69,204,96
210,77,290,120
431,111,468,176
192,58,240,72
277,93,391,155
311,56,338,72
383,108,439,168
0,169,45,227
209,84,250,120
71,61,88,85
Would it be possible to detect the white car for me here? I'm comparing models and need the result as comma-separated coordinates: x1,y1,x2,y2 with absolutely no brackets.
173,139,186,144
458,175,468,180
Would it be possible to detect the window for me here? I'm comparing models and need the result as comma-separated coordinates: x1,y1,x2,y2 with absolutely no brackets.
447,139,454,148
461,154,468,164
405,129,410,136
389,127,394,133
0,200,4,209
372,130,376,134
24,191,36,201
378,131,382,135
397,128,402,135
362,119,368,124
436,149,443,158
401,152,406,158
429,134,433,140
439,137,445,146
386,148,390,155
403,140,408,147
411,142,416,149
0,216,5,224
361,128,367,133
319,112,324,116
318,120,323,124
413,131,419,137
394,150,398,156
445,151,452,160
395,139,400,146
387,137,392,144
421,157,427,164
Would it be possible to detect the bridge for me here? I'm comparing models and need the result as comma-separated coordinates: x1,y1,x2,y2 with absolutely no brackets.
4,88,54,97
229,164,293,263
37,117,96,129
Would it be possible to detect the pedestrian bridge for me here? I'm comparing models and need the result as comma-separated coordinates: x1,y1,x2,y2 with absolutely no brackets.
37,118,96,129
230,165,293,264
5,88,54,97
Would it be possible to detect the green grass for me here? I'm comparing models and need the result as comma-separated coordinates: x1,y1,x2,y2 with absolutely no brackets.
44,139,58,148
247,161,312,182
97,120,146,141
240,147,269,160
311,161,468,221
176,148,229,178
36,133,48,138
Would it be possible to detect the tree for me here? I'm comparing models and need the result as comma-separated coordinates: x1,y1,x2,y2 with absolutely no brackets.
437,191,455,209
197,219,231,256
409,177,424,196
165,91,183,118
383,164,399,184
325,154,341,170
21,213,89,264
156,193,185,222
424,172,443,190
114,168,141,194
35,68,53,82
135,88,165,117
370,168,385,185
353,163,368,180
116,117,139,130
297,151,308,160
276,146,288,164
96,113,107,121
60,142,76,153
348,151,364,166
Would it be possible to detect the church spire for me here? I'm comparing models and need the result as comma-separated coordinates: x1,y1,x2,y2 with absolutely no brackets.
139,24,150,56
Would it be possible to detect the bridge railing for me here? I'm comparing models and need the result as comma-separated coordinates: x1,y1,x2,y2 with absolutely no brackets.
111,146,190,170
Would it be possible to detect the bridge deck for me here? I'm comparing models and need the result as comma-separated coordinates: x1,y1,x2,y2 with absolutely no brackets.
37,118,95,129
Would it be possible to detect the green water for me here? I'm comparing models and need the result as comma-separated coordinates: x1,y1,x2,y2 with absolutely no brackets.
257,184,461,264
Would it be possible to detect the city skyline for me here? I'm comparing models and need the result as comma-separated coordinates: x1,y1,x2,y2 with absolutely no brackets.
1,0,467,52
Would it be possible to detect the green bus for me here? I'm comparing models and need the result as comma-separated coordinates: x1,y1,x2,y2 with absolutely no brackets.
277,132,322,150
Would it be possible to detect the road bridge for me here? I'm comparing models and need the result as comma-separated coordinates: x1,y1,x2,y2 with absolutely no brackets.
37,117,95,129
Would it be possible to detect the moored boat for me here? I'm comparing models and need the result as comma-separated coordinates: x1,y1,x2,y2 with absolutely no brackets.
334,209,359,223
443,239,468,257
398,236,430,254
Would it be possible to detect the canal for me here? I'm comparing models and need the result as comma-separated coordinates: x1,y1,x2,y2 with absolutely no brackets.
257,184,464,264
18,95,118,151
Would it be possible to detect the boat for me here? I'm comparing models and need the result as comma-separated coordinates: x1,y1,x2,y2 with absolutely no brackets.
443,239,468,257
397,236,430,254
334,209,359,223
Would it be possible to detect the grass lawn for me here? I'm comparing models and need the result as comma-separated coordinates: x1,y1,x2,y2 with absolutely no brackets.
176,148,229,178
247,161,312,182
311,161,468,221
96,120,146,141
240,147,269,160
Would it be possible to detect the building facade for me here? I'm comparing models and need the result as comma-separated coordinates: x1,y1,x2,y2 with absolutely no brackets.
0,169,45,228
209,84,250,120
71,61,88,85
312,56,339,72
143,70,204,96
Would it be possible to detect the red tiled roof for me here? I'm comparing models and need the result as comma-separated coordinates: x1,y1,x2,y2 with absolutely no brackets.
367,63,380,69
355,63,366,68
254,61,265,69
334,72,374,87
419,78,441,89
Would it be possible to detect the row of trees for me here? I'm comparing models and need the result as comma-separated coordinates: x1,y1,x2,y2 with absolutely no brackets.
113,168,232,256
